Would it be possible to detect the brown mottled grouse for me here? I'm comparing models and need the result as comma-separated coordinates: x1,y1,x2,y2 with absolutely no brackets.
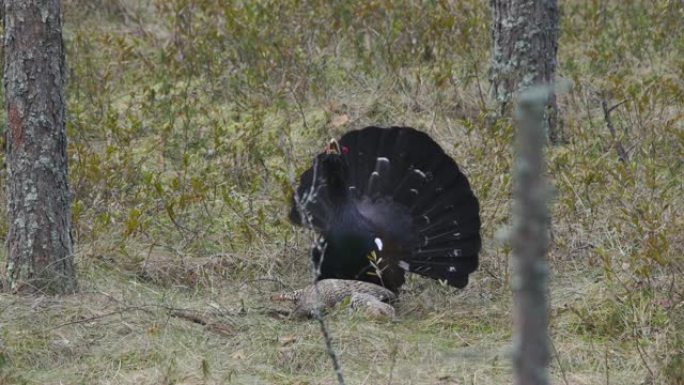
273,279,396,319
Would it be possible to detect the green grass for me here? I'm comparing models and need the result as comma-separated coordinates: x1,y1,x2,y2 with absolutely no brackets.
1,0,683,384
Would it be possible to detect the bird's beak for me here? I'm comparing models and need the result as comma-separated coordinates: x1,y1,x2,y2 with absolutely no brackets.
326,139,341,155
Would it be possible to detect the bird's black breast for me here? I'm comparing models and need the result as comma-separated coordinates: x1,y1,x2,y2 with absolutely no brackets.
315,203,377,282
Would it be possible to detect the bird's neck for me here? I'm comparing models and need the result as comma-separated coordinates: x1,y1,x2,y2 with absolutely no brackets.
327,201,373,244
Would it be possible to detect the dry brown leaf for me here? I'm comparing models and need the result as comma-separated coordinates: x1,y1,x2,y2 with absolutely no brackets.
279,334,297,346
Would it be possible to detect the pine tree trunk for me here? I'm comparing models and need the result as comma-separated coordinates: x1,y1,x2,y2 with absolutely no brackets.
490,0,562,144
3,0,77,294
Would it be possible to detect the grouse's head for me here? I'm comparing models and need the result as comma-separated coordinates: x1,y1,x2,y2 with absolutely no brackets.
320,139,350,197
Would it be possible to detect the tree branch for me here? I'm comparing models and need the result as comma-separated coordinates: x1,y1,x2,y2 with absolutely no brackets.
281,124,346,385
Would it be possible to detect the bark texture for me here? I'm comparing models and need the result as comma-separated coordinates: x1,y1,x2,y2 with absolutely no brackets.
490,0,561,143
3,0,77,294
511,88,551,385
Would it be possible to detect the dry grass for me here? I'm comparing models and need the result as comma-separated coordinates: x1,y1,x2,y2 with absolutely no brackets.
0,253,665,385
1,0,683,384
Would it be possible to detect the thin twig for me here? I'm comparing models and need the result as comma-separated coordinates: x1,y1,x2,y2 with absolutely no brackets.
550,337,570,385
169,309,235,337
50,305,155,330
601,98,629,163
300,184,346,384
604,345,610,385
282,123,346,385
309,243,345,385
169,309,211,325
386,338,399,385
290,87,310,132
633,325,655,381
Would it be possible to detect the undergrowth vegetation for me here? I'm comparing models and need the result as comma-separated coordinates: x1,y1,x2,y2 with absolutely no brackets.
0,0,682,384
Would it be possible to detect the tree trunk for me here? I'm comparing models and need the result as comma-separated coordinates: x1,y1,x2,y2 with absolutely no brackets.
3,0,77,294
511,88,551,385
490,0,562,144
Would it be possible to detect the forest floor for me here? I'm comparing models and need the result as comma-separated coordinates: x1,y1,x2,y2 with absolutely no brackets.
0,250,637,385
1,0,683,384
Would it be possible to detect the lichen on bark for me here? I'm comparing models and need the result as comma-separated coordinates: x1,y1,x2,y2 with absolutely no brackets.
3,0,77,294
490,0,562,144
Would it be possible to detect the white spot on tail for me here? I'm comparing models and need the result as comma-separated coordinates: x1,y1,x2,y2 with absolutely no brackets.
414,169,426,178
374,237,383,251
452,249,462,257
448,266,457,272
377,157,389,164
398,261,410,271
